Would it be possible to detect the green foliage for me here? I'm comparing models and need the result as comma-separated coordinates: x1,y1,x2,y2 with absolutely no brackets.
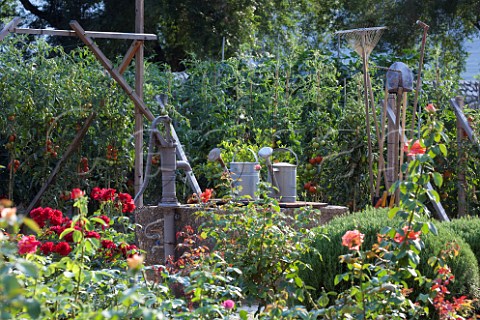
434,104,480,217
197,191,325,310
301,208,480,302
0,37,144,207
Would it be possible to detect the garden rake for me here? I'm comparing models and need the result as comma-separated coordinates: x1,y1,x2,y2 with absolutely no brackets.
335,26,387,203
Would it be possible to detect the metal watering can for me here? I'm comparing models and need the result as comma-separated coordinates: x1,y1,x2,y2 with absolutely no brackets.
208,148,260,199
258,147,298,203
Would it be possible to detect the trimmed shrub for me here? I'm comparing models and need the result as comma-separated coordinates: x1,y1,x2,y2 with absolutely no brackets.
442,216,480,267
300,207,480,302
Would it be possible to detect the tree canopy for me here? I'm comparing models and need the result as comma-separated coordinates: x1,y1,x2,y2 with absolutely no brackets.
1,0,479,71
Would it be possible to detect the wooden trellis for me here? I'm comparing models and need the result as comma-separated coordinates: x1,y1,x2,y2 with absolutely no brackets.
1,7,202,207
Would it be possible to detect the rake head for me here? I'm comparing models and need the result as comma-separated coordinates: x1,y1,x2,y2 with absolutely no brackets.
336,26,387,58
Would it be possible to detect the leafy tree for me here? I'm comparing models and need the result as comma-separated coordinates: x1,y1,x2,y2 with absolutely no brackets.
12,0,480,71
328,0,480,72
0,0,17,20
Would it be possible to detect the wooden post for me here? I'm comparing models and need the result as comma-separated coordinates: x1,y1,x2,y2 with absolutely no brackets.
135,0,145,207
0,17,21,41
398,92,408,182
386,93,397,192
456,96,467,217
70,21,202,198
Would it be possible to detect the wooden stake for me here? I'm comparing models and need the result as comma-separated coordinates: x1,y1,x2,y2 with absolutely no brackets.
455,96,467,217
25,113,96,214
362,51,375,203
410,21,429,140
375,86,389,196
398,92,408,182
70,21,155,121
135,0,145,207
393,88,404,203
386,94,397,191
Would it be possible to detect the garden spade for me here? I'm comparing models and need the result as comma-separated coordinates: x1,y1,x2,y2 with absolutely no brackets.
208,148,228,172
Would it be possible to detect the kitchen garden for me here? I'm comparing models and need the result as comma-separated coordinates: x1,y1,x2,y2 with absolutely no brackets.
1,35,480,319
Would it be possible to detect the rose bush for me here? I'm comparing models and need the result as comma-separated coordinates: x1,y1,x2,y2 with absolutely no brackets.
1,187,246,319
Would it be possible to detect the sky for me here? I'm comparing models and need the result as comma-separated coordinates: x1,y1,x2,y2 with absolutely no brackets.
461,35,480,80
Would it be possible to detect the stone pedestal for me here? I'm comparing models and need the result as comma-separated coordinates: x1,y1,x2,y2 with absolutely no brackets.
135,202,349,265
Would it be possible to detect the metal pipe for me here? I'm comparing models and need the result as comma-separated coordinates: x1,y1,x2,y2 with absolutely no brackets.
163,208,176,260
134,116,174,204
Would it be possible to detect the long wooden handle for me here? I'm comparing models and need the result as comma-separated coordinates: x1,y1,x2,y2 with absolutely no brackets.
25,113,96,214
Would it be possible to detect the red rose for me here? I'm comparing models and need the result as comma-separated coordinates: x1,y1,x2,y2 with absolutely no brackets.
49,209,64,226
63,226,82,242
40,241,55,255
119,243,138,256
85,231,100,239
101,188,117,201
70,188,85,200
101,239,116,249
50,225,66,236
118,192,135,213
118,192,132,203
121,198,135,213
30,207,48,228
200,188,213,203
91,187,102,200
96,215,111,230
55,242,72,256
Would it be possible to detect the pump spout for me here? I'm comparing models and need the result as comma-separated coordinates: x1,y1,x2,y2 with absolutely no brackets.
176,160,192,171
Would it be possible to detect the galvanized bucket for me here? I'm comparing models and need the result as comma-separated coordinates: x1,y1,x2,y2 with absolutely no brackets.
270,148,298,203
230,149,260,199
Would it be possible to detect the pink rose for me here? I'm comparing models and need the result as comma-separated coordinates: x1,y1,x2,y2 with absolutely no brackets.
425,103,437,113
341,229,364,251
222,299,235,310
18,235,41,255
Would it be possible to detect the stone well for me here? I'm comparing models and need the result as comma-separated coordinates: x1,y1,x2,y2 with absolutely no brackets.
134,202,349,265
